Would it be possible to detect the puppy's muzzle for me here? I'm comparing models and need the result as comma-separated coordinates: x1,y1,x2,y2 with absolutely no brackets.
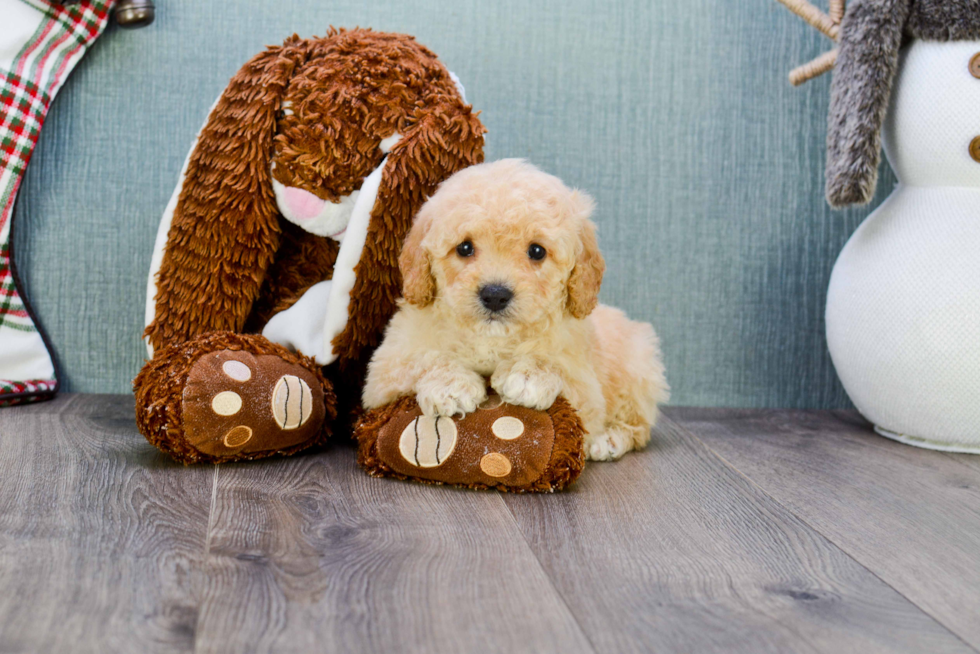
478,284,513,313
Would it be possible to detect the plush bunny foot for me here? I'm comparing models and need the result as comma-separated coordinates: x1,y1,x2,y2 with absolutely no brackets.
135,332,335,464
355,392,586,492
179,349,329,459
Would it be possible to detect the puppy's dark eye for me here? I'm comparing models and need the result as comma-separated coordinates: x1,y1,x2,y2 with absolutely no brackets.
456,240,474,257
528,243,547,261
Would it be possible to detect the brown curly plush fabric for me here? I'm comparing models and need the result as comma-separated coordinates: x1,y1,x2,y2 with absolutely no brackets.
145,29,485,365
244,221,340,329
355,396,586,493
135,30,485,464
135,332,336,465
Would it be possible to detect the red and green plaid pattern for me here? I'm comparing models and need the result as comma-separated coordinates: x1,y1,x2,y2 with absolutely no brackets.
0,241,32,331
0,0,113,405
0,378,55,405
0,73,52,336
0,75,48,183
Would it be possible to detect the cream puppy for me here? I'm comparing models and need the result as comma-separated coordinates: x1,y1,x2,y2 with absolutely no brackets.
362,159,669,460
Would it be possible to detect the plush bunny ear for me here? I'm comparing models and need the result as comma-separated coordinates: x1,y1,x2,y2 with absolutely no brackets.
825,0,911,208
566,192,605,320
329,89,486,367
144,37,310,352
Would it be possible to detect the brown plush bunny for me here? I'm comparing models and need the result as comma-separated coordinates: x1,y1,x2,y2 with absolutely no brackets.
135,29,486,464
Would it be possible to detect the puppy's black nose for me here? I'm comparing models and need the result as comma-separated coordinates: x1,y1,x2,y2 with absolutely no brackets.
479,284,513,313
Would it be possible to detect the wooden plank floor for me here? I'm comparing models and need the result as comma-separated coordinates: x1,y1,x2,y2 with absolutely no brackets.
1,395,978,654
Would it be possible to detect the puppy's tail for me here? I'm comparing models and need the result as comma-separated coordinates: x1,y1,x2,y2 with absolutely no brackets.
628,321,670,428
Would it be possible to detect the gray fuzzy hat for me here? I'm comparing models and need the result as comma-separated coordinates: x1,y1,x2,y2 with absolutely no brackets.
826,0,980,207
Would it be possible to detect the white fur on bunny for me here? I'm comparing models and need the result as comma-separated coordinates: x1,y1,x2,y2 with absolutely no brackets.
263,154,389,364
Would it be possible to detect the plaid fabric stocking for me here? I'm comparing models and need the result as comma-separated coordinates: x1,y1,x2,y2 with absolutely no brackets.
0,0,112,405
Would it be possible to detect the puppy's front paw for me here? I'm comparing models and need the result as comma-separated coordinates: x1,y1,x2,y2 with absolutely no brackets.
416,366,487,418
491,361,563,411
585,429,635,461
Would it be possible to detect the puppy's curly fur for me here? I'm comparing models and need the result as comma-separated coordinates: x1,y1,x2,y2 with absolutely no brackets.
363,159,669,461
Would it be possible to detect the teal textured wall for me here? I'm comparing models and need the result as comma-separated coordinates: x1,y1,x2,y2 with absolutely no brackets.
13,0,896,405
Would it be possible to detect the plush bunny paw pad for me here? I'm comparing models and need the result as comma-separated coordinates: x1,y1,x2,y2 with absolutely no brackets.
180,350,326,460
354,393,586,492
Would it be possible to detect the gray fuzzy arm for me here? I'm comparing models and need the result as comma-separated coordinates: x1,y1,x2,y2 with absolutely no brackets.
826,0,911,208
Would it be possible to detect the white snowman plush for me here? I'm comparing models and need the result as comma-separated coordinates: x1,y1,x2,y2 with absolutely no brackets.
780,0,980,452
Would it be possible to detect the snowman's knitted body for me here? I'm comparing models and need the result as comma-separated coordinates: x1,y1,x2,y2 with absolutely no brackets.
825,1,980,451
827,40,980,450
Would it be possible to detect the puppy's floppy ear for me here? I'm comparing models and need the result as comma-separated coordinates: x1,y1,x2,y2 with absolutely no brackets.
566,191,605,320
145,37,311,352
398,213,436,307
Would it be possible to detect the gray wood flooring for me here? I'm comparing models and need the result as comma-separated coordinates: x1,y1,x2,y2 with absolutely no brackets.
1,395,978,654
